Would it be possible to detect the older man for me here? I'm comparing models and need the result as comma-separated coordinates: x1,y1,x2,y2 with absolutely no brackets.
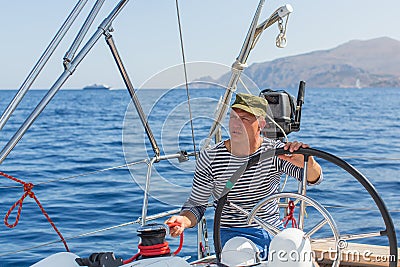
167,93,322,254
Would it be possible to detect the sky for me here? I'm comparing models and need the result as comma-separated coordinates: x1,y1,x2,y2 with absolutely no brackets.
1,0,399,89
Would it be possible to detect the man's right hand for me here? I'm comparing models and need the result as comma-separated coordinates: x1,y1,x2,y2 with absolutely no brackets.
165,215,191,237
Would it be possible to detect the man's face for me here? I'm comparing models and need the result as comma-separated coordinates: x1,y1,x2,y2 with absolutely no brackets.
229,108,260,143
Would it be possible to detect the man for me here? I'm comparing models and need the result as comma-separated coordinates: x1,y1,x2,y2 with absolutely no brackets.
166,93,322,255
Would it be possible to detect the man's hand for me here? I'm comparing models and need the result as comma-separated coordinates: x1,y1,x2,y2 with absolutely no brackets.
165,215,191,237
278,141,321,183
278,141,309,168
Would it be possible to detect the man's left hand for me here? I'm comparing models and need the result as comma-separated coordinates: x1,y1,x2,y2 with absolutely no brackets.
278,141,309,168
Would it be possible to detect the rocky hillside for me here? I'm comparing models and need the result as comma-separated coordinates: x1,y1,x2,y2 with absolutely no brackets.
200,37,400,89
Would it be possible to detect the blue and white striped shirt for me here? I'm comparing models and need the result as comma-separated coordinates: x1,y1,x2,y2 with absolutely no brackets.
182,138,321,228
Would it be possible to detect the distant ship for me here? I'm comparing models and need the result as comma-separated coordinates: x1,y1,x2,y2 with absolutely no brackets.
82,83,111,90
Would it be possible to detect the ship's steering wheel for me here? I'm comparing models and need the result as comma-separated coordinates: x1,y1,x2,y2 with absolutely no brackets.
213,148,397,267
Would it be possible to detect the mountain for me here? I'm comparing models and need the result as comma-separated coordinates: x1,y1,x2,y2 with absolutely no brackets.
198,37,400,89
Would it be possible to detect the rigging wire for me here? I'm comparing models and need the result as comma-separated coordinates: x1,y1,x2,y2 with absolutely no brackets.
0,208,182,257
0,159,148,189
0,220,138,257
175,0,198,159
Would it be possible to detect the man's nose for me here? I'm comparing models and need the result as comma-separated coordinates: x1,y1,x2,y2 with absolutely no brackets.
231,118,242,127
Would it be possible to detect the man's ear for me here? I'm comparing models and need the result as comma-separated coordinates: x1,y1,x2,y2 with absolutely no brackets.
258,117,266,131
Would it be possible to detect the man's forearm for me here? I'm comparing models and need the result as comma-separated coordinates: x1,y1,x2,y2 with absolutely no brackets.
306,157,322,183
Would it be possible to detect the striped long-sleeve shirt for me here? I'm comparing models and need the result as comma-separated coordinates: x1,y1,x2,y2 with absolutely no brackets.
182,137,322,228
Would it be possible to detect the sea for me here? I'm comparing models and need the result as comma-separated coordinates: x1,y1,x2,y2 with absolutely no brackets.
0,88,399,266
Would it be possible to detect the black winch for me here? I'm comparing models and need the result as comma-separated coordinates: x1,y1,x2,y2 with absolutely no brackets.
136,223,169,254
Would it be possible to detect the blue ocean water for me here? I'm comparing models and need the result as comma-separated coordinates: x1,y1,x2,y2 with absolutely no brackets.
0,88,399,266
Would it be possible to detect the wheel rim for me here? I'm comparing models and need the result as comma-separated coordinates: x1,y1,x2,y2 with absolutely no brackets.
213,147,397,267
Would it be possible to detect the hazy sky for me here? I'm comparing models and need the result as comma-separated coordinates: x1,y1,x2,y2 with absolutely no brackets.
1,0,399,89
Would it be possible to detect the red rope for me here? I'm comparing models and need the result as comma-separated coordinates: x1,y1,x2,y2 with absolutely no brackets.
282,200,297,228
138,242,171,256
123,222,184,264
0,171,70,251
167,222,184,255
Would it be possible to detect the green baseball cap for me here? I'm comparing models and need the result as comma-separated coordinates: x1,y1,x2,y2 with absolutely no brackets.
231,93,268,117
